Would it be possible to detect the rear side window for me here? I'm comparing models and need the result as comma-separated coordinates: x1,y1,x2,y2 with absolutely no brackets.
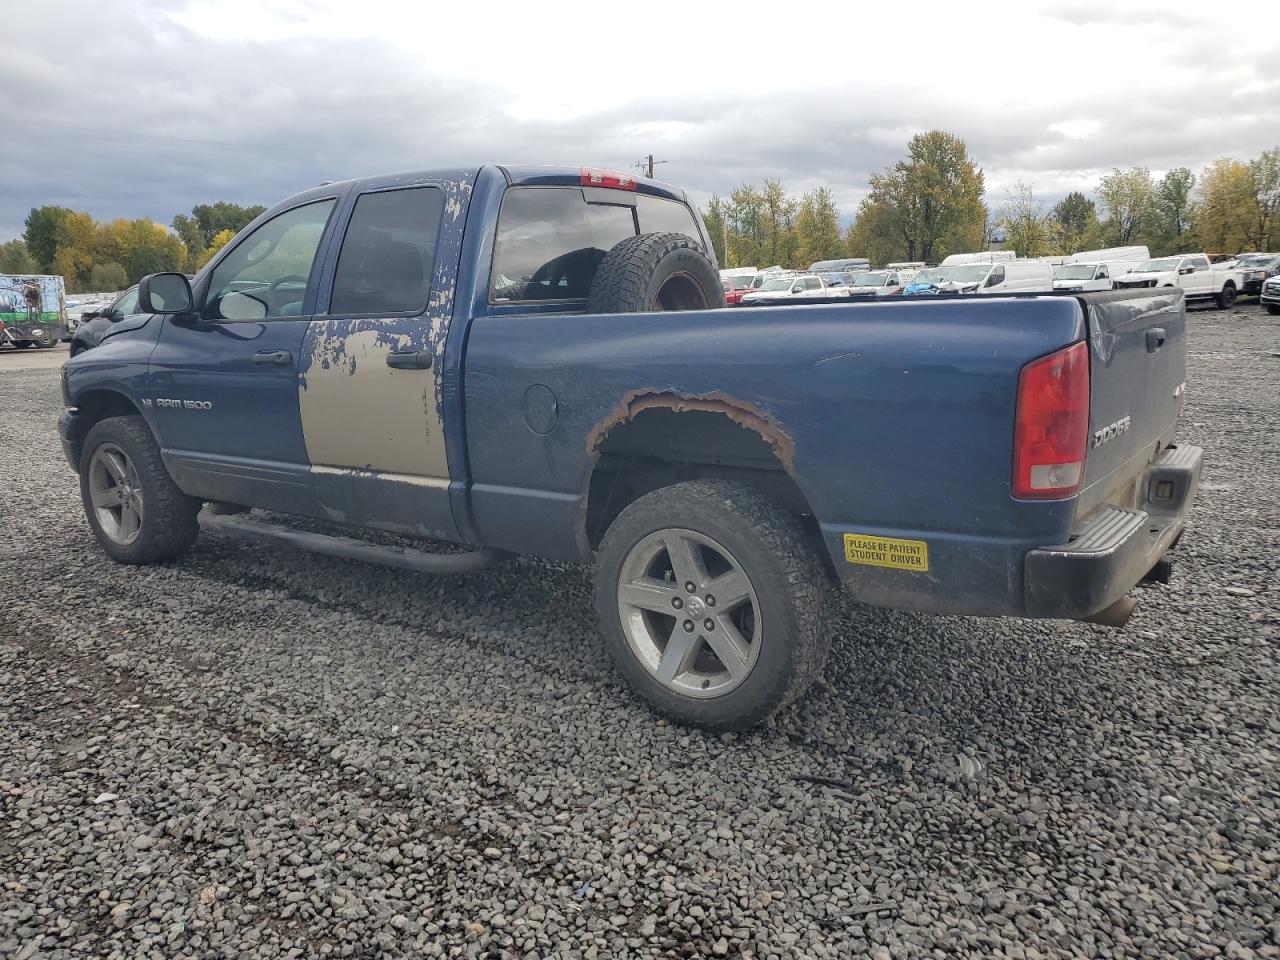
491,186,702,302
330,187,444,315
635,193,700,240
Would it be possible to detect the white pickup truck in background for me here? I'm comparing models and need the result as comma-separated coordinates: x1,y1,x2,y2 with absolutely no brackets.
1113,253,1242,308
738,273,841,304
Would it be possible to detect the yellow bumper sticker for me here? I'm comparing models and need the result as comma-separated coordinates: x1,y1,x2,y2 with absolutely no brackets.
843,534,929,572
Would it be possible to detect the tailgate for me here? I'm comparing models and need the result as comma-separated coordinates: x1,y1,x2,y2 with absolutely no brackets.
1076,289,1186,515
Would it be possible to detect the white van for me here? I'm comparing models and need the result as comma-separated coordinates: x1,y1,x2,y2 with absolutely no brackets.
1069,246,1149,264
936,259,1055,294
1052,260,1136,291
939,250,1017,267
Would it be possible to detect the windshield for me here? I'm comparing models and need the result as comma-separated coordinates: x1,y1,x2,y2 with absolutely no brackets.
947,264,992,283
1055,265,1097,280
910,268,947,285
1135,257,1181,272
727,276,755,290
1237,255,1278,269
851,271,887,287
757,278,794,292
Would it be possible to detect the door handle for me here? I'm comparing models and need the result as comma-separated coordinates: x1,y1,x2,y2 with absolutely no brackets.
252,350,293,366
386,350,433,370
1146,327,1167,353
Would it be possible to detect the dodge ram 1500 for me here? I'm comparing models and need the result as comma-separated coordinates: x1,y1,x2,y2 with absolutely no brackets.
58,165,1202,729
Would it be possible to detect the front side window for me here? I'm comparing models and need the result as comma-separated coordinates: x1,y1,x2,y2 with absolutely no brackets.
205,199,335,321
987,266,1006,286
490,187,704,302
805,277,822,290
329,187,443,315
1097,265,1109,279
111,287,140,317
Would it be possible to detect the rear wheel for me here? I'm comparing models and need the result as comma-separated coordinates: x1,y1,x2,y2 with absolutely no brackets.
79,415,201,564
594,480,830,730
1216,283,1237,309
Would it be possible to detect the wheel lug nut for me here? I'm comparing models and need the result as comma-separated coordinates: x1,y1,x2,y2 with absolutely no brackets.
704,595,716,607
683,620,695,632
704,618,715,631
672,597,683,609
684,581,696,593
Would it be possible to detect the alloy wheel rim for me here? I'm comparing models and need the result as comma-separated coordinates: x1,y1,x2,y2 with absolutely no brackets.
616,528,761,698
88,443,144,545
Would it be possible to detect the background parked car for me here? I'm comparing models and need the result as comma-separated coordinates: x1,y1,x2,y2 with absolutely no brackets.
845,270,906,297
738,273,837,304
809,257,869,273
69,286,138,355
1233,253,1279,296
1262,275,1280,314
935,259,1055,294
903,267,953,295
719,274,756,305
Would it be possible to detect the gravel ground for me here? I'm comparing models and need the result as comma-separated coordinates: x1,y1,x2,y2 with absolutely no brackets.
2,303,1277,960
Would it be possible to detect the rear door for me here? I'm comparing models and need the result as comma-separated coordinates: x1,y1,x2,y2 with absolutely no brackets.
149,197,340,512
1077,290,1186,513
298,184,459,540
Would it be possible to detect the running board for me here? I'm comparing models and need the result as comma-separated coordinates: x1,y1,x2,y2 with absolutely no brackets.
198,511,508,575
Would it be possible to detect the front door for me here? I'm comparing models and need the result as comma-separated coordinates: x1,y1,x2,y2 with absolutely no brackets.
149,197,341,514
297,182,459,540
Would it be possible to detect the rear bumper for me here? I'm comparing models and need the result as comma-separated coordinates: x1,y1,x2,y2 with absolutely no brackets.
1023,444,1203,619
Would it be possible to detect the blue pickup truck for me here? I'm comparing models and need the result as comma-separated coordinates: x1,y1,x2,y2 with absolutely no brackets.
58,165,1202,730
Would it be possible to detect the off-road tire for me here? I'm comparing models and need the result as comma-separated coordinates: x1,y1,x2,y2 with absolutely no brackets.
79,415,201,564
1216,283,1237,310
594,480,831,730
588,232,725,314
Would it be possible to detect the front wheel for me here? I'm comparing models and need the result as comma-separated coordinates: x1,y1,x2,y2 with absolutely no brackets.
79,415,201,564
1216,283,1237,310
1267,304,1280,316
594,480,831,731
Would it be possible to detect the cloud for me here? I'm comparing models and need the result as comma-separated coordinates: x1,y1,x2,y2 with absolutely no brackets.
1,0,1278,240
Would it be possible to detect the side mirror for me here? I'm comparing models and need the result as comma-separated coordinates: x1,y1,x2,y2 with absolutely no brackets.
138,272,194,315
1178,265,1194,275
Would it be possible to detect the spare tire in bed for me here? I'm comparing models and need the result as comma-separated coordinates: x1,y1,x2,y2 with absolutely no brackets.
587,232,725,313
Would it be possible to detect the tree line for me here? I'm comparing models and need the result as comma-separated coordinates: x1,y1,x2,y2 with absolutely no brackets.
4,135,1277,289
704,131,1280,270
0,202,265,292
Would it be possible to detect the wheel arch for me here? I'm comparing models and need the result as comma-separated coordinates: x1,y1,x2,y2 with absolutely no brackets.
66,388,148,466
582,394,825,559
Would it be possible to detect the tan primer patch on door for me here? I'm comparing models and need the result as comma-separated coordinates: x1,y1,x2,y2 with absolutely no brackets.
299,325,447,478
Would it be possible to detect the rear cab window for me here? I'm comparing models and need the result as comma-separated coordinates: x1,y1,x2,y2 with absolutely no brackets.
490,186,702,303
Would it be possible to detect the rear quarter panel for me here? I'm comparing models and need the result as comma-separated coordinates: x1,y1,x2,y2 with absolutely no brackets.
463,296,1086,614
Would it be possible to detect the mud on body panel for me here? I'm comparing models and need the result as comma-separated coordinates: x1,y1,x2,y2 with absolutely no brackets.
296,172,474,484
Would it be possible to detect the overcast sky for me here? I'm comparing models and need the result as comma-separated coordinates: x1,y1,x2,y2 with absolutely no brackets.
3,0,1278,241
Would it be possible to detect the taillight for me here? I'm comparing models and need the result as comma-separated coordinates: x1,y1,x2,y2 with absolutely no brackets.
580,168,637,190
1012,341,1090,499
